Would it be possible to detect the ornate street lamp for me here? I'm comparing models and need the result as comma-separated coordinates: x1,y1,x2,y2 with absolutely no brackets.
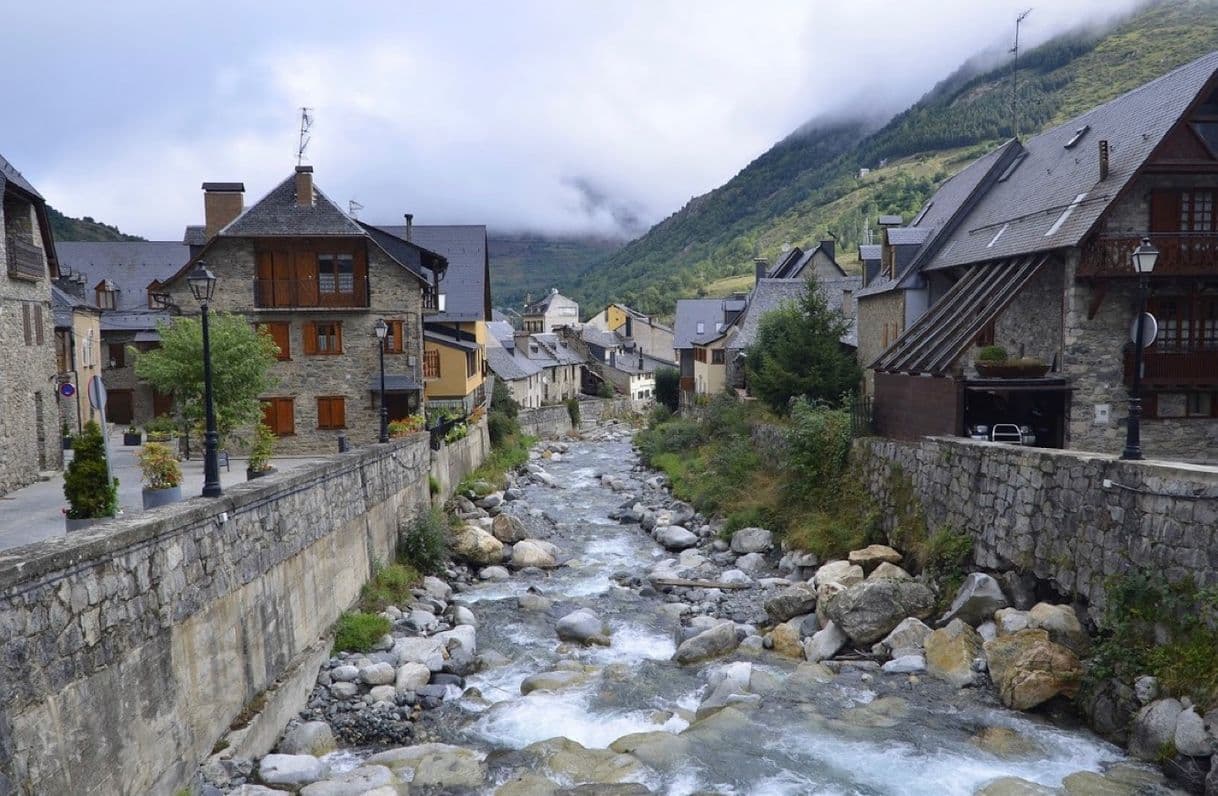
374,318,390,443
1121,237,1159,461
187,263,223,497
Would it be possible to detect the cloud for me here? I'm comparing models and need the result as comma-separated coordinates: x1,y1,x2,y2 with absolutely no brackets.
4,0,1145,240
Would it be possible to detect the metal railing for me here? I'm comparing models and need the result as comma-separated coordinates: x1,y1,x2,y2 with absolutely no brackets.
849,394,874,437
1124,347,1218,387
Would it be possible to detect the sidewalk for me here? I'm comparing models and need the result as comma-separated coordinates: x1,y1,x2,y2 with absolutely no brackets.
0,432,319,552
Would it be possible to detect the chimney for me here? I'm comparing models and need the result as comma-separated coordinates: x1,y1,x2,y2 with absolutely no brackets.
295,165,314,207
638,353,644,370
819,239,835,261
754,257,768,286
624,315,633,339
514,331,531,356
1098,140,1109,181
841,288,854,317
610,350,617,368
202,182,245,238
404,213,413,241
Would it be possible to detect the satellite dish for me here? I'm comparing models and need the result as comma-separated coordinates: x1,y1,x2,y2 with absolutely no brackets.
1129,312,1157,349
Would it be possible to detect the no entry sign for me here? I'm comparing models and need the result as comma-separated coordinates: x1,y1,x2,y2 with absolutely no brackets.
59,383,76,398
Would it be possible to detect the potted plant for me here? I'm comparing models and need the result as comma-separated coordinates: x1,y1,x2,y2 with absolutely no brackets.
145,415,176,443
63,420,118,531
138,442,182,509
246,422,276,480
123,425,142,446
388,413,425,438
61,420,73,450
975,345,1050,378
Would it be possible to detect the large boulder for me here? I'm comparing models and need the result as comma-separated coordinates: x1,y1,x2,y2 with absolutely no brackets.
360,662,396,686
491,513,528,543
868,562,912,581
655,526,698,551
1026,602,1090,655
511,539,558,569
824,578,936,645
1174,707,1213,757
983,629,1082,711
674,622,739,664
300,765,395,796
392,636,447,671
395,662,431,693
258,754,325,789
881,617,933,655
556,609,611,646
730,527,774,554
768,621,803,658
847,544,902,570
521,737,645,785
520,669,591,695
803,621,848,662
367,743,486,788
995,608,1030,636
764,584,818,623
451,525,504,566
813,560,865,589
938,573,1009,627
925,619,984,687
279,721,336,756
1128,698,1185,761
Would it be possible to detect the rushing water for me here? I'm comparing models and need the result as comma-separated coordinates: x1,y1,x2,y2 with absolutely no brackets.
418,433,1162,795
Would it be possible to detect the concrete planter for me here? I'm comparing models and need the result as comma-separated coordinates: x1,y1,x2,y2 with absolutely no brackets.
142,485,182,510
62,436,73,450
247,466,276,481
64,517,104,532
123,432,143,446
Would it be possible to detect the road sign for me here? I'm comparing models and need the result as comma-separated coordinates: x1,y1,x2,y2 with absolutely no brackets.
59,383,76,398
87,375,107,411
1129,312,1158,349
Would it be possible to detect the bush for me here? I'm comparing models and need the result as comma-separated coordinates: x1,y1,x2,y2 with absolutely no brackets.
597,382,614,399
400,507,449,575
428,474,440,496
783,400,852,506
388,414,425,437
359,563,421,612
138,442,181,489
654,367,680,411
566,397,581,426
248,423,275,473
63,421,118,519
635,418,702,465
977,345,1008,362
488,412,516,446
333,612,391,654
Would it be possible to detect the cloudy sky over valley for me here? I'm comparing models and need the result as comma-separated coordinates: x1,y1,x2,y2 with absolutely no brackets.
4,0,1142,240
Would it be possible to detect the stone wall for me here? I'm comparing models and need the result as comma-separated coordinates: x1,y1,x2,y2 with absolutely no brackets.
518,404,573,440
0,433,432,795
429,417,491,499
857,291,904,396
860,436,1218,616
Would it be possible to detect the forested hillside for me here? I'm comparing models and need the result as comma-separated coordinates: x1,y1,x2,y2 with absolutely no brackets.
47,205,142,242
489,233,622,311
572,0,1218,314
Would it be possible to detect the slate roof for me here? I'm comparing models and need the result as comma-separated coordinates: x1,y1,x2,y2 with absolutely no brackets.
581,326,623,350
885,227,933,246
357,222,445,285
487,320,516,345
732,278,861,350
220,173,364,237
485,339,543,381
55,241,191,318
533,332,586,365
524,290,576,315
0,152,42,198
368,374,420,392
859,244,881,262
183,225,207,246
768,242,846,279
674,299,728,349
382,225,489,323
51,285,98,327
878,214,903,226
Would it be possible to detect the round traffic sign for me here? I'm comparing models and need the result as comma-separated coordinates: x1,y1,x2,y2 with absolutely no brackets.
88,375,108,411
59,383,76,398
1129,312,1158,349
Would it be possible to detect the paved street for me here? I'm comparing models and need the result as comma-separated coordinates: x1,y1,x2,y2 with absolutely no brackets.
0,430,320,552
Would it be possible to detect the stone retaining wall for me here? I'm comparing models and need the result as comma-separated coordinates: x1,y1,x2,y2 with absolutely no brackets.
517,404,573,440
0,433,434,795
429,417,491,499
859,437,1218,615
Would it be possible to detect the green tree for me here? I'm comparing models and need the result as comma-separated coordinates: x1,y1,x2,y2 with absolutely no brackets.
134,313,279,443
745,277,861,413
63,421,118,519
654,367,680,411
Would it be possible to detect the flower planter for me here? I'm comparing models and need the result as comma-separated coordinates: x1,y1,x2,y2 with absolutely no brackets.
975,362,1051,379
62,436,73,451
247,466,276,481
123,432,142,446
65,517,105,532
142,485,182,509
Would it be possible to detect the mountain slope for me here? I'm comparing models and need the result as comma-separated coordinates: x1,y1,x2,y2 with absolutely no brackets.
572,0,1218,314
47,205,143,242
489,233,622,311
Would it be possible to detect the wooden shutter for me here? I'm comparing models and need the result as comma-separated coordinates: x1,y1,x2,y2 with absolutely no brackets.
264,322,290,360
317,397,331,429
302,322,317,355
33,304,43,345
334,322,343,354
333,397,345,428
388,320,404,353
294,251,319,306
256,251,274,306
261,399,276,431
277,398,294,435
21,304,31,346
1150,191,1181,233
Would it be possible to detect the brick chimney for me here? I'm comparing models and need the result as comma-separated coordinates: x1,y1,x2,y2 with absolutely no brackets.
295,165,314,207
202,182,245,237
404,213,413,241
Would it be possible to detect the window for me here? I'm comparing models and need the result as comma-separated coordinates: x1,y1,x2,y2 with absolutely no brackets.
260,397,295,436
1148,294,1218,352
302,321,342,355
96,288,116,310
693,346,707,363
696,321,705,335
711,349,725,365
1180,190,1215,233
423,349,441,379
384,319,405,353
318,254,355,294
256,322,292,360
466,350,477,378
316,396,346,429
109,343,126,369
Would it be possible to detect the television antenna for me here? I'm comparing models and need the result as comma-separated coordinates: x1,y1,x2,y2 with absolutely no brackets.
348,199,364,218
296,107,313,166
1010,9,1032,140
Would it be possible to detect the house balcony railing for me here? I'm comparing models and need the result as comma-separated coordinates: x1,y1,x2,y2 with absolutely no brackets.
1079,232,1218,278
5,235,45,280
422,288,446,314
253,278,369,309
1124,346,1218,387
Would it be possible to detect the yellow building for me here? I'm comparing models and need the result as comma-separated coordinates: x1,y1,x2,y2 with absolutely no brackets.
423,321,487,410
692,329,730,397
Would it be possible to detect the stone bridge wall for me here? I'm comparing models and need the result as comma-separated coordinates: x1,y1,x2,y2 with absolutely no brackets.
429,417,491,499
0,433,434,795
859,437,1218,616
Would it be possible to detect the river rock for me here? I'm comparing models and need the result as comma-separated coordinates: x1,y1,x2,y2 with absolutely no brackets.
995,608,1030,636
495,773,559,796
436,625,477,659
925,619,983,687
521,669,590,694
730,527,773,554
479,565,510,581
478,492,503,509
938,573,1009,627
360,662,396,686
422,575,452,601
969,726,1043,759
720,569,753,586
492,513,528,543
974,777,1056,795
451,605,477,627
868,562,912,581
768,621,804,658
881,617,933,654
396,662,431,692
368,684,396,703
279,721,336,756
804,621,848,662
1134,675,1160,705
451,525,504,566
518,592,552,612
258,754,325,789
229,787,290,796
847,544,902,570
656,526,698,551
736,552,768,574
1084,678,1138,744
329,681,358,699
1174,707,1213,756
392,636,447,671
299,765,395,796
824,578,936,645
674,621,738,664
523,737,646,784
882,654,926,674
405,609,438,632
609,730,691,768
512,539,559,568
983,629,1082,711
368,743,486,788
1027,603,1090,654
1129,698,1185,761
764,584,818,623
814,560,865,589
556,609,611,646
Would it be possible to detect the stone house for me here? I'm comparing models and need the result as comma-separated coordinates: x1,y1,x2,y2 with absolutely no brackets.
485,333,545,409
485,321,584,407
159,167,446,454
51,285,103,435
673,297,743,404
765,238,848,281
584,302,676,364
529,332,585,402
54,240,191,426
522,288,579,333
868,51,1218,461
0,153,61,494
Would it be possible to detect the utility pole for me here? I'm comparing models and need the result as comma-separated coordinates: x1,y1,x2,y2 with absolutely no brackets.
1010,9,1032,140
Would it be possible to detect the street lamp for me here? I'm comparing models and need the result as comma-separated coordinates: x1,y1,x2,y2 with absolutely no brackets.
187,263,223,497
374,318,389,443
1121,236,1159,461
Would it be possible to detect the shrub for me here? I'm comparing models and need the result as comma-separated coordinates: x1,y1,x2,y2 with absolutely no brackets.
597,382,614,399
783,399,852,506
359,563,421,612
635,418,702,465
333,612,391,654
138,442,181,489
648,405,673,427
488,412,516,446
566,397,581,426
144,415,178,441
428,474,440,496
654,367,680,411
400,507,449,575
63,421,118,519
388,414,425,437
977,345,1008,362
248,423,275,473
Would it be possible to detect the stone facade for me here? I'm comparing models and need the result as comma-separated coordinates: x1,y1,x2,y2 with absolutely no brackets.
974,261,1064,373
856,291,904,395
163,237,426,455
860,436,1218,617
0,191,60,495
0,432,432,795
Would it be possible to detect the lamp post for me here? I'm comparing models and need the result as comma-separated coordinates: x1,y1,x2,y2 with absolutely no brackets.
187,263,222,497
1121,236,1159,461
374,318,389,443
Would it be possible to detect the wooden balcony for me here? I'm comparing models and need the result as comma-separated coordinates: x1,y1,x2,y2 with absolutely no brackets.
5,235,45,280
1079,233,1218,279
1124,347,1218,387
254,277,368,309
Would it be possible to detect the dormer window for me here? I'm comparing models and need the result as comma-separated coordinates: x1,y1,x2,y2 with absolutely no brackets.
95,280,117,310
696,321,705,335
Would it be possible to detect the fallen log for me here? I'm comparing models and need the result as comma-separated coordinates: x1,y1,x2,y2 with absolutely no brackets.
649,577,752,591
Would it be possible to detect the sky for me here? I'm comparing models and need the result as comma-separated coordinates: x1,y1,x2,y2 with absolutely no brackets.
3,0,1145,241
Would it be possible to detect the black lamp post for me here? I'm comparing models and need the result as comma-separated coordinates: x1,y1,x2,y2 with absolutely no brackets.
374,318,390,443
1121,236,1159,461
187,263,223,497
